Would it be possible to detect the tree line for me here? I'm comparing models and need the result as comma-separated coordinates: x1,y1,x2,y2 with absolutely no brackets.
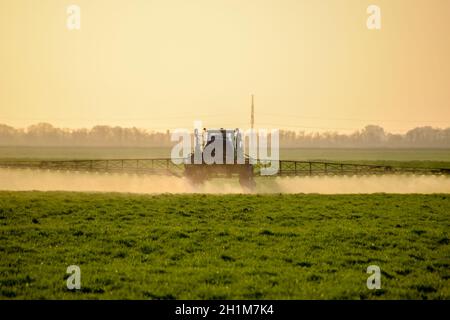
0,123,449,148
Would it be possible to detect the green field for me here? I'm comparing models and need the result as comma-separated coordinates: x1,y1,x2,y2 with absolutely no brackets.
1,191,449,299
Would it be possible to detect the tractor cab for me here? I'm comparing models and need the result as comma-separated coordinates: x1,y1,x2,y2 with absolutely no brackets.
194,128,243,163
205,129,235,145
185,127,255,190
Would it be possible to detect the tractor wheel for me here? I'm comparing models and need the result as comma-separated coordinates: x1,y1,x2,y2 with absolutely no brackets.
239,176,256,191
239,165,256,191
184,165,206,185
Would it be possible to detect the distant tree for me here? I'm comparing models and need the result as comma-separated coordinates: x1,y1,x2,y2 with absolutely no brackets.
359,125,386,147
0,123,448,148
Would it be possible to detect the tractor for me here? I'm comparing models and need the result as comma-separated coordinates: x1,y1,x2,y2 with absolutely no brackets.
184,128,256,190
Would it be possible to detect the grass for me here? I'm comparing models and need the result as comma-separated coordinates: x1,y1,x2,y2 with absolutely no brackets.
0,191,449,299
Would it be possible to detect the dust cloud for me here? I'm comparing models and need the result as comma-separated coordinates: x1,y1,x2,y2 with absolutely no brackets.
0,168,449,194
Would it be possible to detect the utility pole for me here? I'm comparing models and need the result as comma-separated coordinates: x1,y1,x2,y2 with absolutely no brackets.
251,94,254,130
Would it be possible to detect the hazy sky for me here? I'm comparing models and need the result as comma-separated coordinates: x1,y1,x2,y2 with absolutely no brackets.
1,0,449,133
